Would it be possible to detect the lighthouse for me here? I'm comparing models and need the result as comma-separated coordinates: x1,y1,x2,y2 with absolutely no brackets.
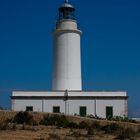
52,0,82,90
11,0,128,118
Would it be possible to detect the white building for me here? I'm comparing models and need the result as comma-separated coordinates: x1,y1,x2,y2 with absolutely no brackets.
11,0,128,118
12,91,128,118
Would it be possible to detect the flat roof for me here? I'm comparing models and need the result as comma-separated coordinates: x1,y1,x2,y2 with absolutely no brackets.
12,90,127,97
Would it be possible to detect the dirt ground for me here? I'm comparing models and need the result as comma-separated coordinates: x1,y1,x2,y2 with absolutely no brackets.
0,125,117,140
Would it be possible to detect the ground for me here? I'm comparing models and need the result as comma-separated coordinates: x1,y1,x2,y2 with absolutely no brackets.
0,125,117,140
0,111,140,140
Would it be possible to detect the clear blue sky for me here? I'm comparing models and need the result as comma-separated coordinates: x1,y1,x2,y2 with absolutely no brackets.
0,0,140,117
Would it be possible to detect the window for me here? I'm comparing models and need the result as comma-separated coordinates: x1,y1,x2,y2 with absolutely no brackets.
79,106,87,116
26,106,33,111
53,106,60,113
106,106,113,119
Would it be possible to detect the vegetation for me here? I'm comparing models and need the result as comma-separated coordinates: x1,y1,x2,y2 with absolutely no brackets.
109,116,137,123
13,111,33,124
101,123,120,133
116,127,136,140
40,114,70,128
0,120,9,130
0,111,139,140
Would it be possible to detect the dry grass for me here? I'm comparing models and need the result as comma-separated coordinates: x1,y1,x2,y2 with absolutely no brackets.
0,125,116,140
0,110,140,140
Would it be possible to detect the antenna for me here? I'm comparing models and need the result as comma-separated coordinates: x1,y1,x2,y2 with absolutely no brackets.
65,0,69,3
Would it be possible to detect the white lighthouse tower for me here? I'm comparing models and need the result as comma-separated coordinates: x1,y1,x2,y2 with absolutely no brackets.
52,0,82,90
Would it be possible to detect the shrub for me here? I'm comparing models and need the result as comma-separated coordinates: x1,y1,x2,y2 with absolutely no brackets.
86,114,95,119
109,116,137,123
128,119,137,123
13,111,33,124
116,127,136,139
74,113,78,116
49,133,61,140
91,121,101,130
0,121,8,130
86,126,94,135
101,123,119,134
71,130,81,137
40,114,69,128
11,123,17,130
0,118,17,131
78,121,101,130
67,122,78,129
78,121,89,129
56,115,69,128
138,128,140,133
40,114,80,129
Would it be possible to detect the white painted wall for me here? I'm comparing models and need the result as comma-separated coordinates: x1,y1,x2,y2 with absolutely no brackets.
52,19,82,90
12,99,127,117
43,99,65,113
13,99,43,112
11,91,128,118
96,99,126,118
67,99,95,115
56,19,78,30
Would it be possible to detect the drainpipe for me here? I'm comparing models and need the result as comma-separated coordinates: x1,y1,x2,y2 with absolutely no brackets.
94,98,97,117
64,90,68,114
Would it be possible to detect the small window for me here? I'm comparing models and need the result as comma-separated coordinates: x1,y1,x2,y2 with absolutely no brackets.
26,106,33,111
106,106,113,119
53,106,60,113
79,106,87,116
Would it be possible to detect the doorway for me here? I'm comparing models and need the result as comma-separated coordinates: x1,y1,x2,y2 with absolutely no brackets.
80,106,87,116
106,106,113,119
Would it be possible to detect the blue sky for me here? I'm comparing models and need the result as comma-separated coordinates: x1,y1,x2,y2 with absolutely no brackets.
0,0,140,117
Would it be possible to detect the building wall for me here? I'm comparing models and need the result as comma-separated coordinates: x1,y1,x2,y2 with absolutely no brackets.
12,99,43,112
96,99,126,118
67,99,95,115
12,97,127,118
43,99,65,113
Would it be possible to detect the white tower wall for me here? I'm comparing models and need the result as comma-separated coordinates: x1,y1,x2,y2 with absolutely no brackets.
52,20,82,90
